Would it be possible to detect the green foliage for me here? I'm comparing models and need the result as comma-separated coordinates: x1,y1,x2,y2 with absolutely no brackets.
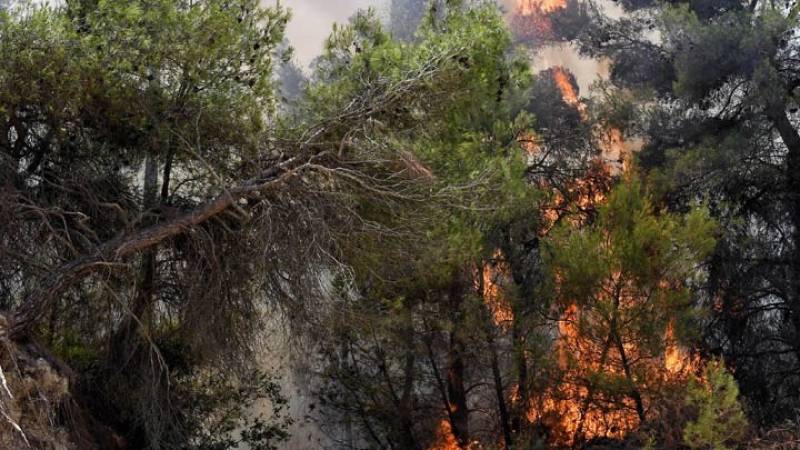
549,175,717,312
576,0,800,423
683,360,749,450
547,175,717,408
0,1,293,448
0,0,288,181
661,5,787,102
303,1,539,288
181,369,293,450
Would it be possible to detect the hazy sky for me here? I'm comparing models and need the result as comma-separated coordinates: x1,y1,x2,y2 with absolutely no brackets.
271,0,389,68
269,0,606,94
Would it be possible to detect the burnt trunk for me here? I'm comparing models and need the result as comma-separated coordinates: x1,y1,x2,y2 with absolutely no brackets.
511,311,529,436
446,278,470,447
489,336,513,449
479,263,514,449
614,330,646,422
397,301,420,450
770,108,800,359
446,331,469,447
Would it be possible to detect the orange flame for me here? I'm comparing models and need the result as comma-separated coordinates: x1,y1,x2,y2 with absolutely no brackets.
551,66,589,120
664,321,702,375
511,0,566,42
478,249,514,328
540,159,613,232
553,67,579,106
524,301,640,445
523,275,705,446
429,419,461,450
516,0,567,15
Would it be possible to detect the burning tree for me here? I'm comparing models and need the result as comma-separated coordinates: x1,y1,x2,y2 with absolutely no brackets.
541,176,717,446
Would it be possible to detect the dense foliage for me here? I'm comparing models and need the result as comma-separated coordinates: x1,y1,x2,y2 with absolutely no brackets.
0,0,798,449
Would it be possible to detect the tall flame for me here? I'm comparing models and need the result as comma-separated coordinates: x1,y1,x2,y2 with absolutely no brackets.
523,274,704,447
526,301,641,446
428,419,461,450
478,249,514,328
553,66,579,106
664,321,701,375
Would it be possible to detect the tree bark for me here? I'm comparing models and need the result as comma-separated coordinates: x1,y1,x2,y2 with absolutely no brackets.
397,301,421,450
446,331,469,447
446,279,470,447
479,260,514,449
489,333,513,449
613,330,645,422
769,108,800,358
573,331,613,447
107,153,160,368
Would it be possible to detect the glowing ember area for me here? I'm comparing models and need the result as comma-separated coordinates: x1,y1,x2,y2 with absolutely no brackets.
526,302,641,446
553,67,579,106
664,321,700,375
428,419,461,450
511,0,566,42
516,0,567,15
541,159,613,231
478,249,514,328
524,279,703,446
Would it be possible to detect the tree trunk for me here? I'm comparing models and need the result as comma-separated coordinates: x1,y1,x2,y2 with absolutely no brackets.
613,330,645,422
511,309,529,436
398,301,421,450
108,153,159,368
446,279,470,447
446,331,469,447
478,261,514,449
573,331,613,446
769,108,800,359
489,334,513,449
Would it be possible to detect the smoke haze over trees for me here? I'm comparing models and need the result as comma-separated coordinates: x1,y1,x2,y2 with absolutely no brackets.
1,0,800,449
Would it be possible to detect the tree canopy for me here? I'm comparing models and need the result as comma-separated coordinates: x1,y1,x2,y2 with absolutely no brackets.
0,0,797,449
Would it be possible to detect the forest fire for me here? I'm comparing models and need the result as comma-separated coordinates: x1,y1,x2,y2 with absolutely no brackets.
478,249,514,328
523,299,639,445
524,299,702,446
513,64,700,443
2,0,787,449
664,322,701,375
516,0,567,15
511,0,567,41
429,419,461,450
552,67,580,107
540,159,613,231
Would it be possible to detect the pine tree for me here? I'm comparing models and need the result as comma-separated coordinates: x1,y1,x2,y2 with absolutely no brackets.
683,360,749,450
546,176,717,444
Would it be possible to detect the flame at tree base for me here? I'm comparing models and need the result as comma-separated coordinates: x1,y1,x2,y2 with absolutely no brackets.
429,419,461,450
521,303,703,447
